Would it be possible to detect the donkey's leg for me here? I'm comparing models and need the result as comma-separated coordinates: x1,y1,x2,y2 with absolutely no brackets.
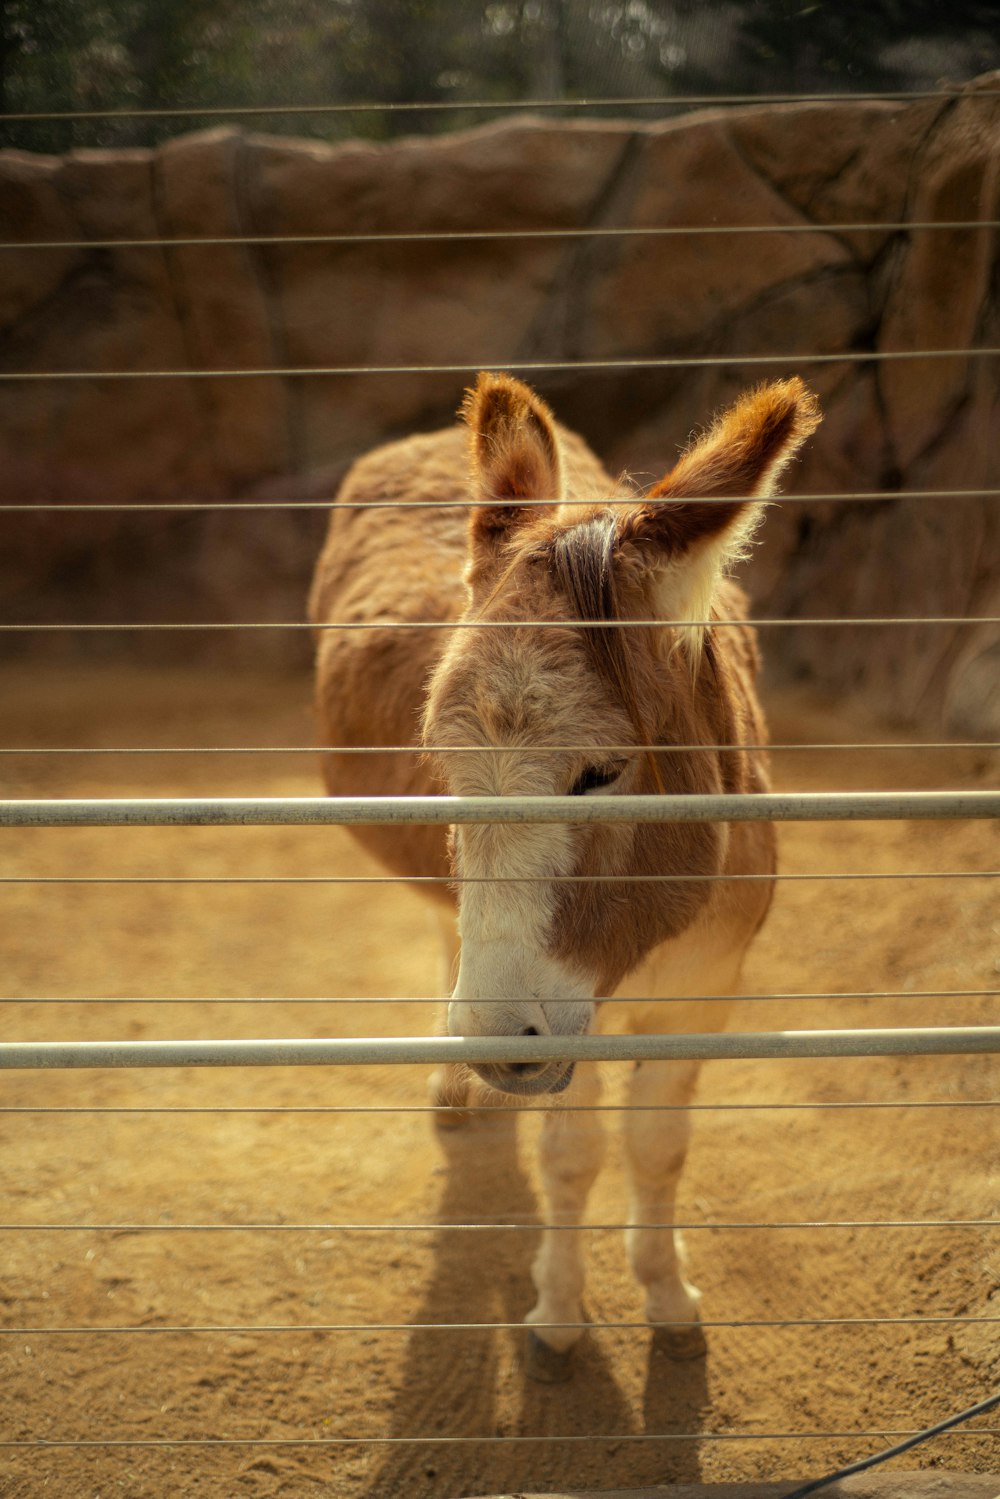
428,905,471,1120
524,1062,605,1379
616,927,742,1354
624,1057,706,1356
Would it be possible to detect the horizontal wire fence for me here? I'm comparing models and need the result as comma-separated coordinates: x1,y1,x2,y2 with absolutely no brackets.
3,617,1000,630
3,489,1000,512
3,79,999,1485
3,784,998,1471
5,989,1000,1005
3,349,999,383
2,220,998,251
8,84,999,123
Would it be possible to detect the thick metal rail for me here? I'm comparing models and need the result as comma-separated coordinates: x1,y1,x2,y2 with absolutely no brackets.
2,1027,997,1071
3,791,999,827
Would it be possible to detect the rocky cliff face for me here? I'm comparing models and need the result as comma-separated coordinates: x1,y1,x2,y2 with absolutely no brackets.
1,78,997,731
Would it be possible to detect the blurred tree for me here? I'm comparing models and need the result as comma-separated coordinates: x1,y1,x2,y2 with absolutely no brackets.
556,0,1000,98
0,0,245,149
1,0,132,148
323,0,486,134
0,0,997,152
730,0,1000,93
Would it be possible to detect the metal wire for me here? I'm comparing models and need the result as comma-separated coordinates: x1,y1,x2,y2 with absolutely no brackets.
3,1218,993,1233
3,615,996,631
3,85,994,123
6,486,1000,511
2,738,995,753
5,872,997,889
2,1100,996,1114
2,1315,995,1333
1,349,997,382
2,1313,997,1343
7,987,995,1005
1,1430,995,1450
3,220,997,253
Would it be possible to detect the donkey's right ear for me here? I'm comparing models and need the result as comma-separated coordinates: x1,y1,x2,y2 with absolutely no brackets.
462,372,563,559
614,378,821,658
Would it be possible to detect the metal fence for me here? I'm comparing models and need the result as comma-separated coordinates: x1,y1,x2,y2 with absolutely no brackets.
2,79,999,1497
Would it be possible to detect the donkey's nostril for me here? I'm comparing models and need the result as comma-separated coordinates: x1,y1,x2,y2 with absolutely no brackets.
510,1026,542,1076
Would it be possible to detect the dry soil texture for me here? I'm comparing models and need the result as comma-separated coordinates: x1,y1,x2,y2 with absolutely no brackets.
0,663,997,1498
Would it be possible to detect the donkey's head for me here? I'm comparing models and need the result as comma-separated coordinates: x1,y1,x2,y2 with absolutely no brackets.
423,373,820,1096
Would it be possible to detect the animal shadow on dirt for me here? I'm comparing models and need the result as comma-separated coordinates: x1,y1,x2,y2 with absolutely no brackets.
359,1105,709,1498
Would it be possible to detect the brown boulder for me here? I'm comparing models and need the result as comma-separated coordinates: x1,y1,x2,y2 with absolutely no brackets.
0,80,997,730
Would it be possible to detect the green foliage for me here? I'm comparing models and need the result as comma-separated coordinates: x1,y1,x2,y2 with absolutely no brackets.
1,0,998,153
733,0,1000,92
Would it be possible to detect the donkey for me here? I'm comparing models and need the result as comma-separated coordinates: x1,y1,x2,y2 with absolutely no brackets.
309,372,820,1377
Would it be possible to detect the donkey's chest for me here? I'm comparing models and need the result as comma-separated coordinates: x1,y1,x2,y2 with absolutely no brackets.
604,904,753,1037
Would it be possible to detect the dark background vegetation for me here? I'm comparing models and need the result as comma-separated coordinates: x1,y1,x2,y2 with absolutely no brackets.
2,0,999,153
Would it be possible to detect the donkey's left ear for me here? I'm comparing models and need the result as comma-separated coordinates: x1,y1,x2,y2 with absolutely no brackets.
617,378,821,628
462,372,563,561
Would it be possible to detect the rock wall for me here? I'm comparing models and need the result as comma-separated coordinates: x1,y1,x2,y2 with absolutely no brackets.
1,77,997,731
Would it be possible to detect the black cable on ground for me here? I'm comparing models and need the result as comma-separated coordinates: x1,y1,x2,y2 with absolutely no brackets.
780,1388,1000,1498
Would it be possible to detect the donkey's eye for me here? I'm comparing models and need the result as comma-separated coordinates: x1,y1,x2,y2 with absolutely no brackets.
568,761,625,797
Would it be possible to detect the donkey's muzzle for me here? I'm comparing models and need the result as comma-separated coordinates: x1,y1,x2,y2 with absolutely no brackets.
473,1060,576,1097
446,994,593,1097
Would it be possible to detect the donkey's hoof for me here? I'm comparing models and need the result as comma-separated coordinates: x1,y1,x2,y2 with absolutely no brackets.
651,1320,707,1362
524,1329,575,1384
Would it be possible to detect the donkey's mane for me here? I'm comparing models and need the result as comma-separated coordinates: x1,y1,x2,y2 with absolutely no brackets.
549,513,629,705
547,513,665,782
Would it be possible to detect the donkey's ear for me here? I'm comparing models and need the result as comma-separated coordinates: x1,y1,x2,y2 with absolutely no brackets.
617,378,821,630
462,372,562,558
647,377,821,510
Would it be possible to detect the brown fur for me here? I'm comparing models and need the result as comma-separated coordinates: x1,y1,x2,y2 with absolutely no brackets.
310,374,819,991
309,372,821,1359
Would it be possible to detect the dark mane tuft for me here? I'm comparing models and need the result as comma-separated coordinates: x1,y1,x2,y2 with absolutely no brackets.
549,515,664,786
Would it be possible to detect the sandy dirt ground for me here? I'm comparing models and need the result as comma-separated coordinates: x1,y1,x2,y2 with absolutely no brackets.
0,661,997,1499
